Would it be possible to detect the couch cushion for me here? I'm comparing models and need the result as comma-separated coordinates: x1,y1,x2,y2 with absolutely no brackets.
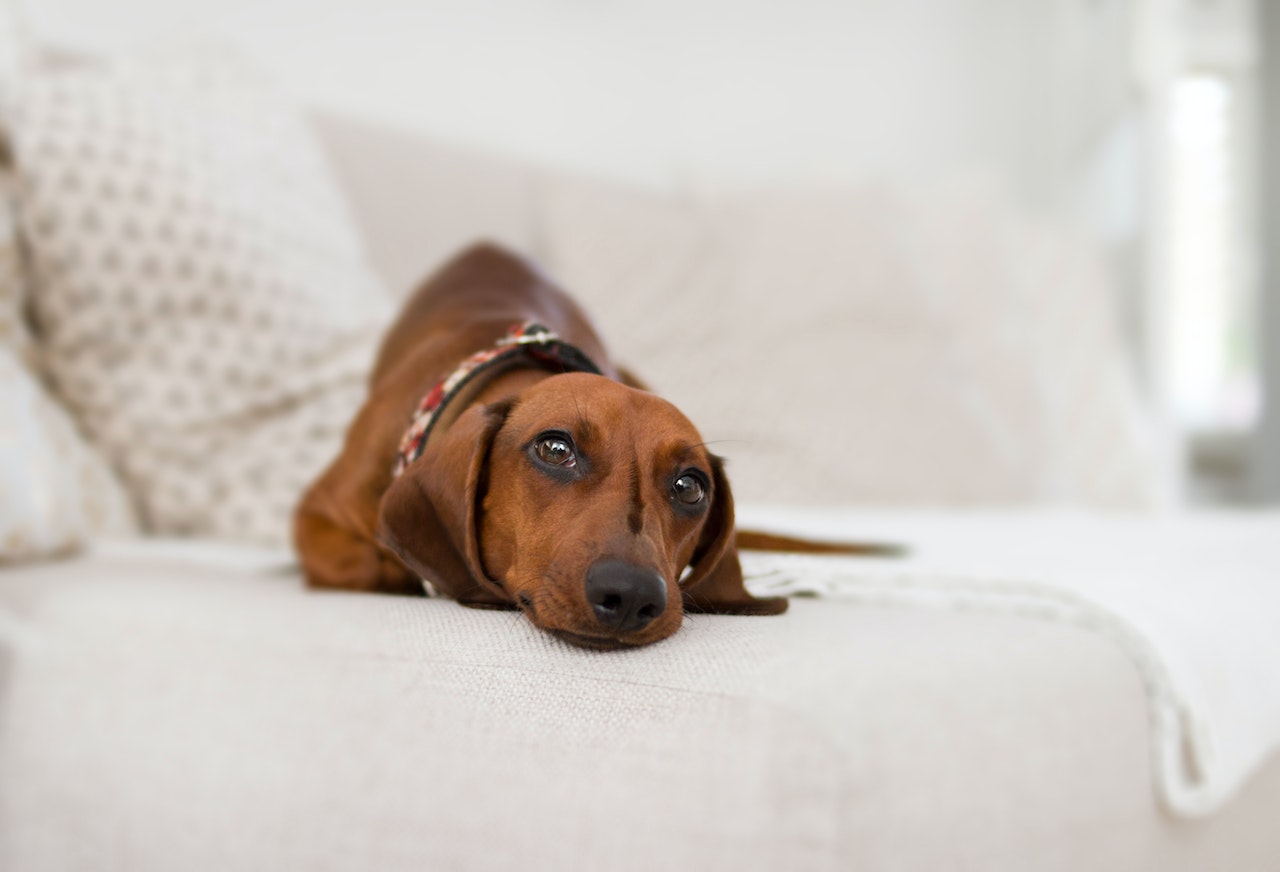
311,111,539,300
536,177,1165,509
3,541,1276,871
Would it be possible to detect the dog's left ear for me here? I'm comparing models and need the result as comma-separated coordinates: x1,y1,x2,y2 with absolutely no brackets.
681,456,788,615
376,401,512,606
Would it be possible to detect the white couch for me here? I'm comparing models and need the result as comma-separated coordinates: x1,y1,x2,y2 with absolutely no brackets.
4,514,1280,871
2,69,1280,871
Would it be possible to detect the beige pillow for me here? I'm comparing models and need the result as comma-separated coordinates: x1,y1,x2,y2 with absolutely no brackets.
7,52,391,545
538,177,1161,508
0,150,137,561
0,346,138,561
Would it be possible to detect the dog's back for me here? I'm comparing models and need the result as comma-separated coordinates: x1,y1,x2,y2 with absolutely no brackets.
294,243,618,595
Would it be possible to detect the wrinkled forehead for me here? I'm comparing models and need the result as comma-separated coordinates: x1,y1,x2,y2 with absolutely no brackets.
507,373,710,460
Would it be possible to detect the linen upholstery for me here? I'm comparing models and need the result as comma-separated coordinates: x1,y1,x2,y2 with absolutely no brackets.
535,177,1164,509
1,544,1277,871
738,506,1280,817
311,111,539,301
313,114,1166,512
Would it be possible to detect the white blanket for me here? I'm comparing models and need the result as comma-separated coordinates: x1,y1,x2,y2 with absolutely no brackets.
737,506,1280,818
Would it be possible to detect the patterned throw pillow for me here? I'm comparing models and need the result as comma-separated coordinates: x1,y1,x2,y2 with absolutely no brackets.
7,53,392,545
0,148,137,561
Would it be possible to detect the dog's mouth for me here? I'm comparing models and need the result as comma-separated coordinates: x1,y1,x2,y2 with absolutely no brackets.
547,628,646,651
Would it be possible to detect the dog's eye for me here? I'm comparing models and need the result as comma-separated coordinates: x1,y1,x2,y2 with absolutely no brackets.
534,434,576,467
672,472,707,506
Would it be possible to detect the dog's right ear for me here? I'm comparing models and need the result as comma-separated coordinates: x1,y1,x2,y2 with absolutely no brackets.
681,455,788,616
376,401,512,604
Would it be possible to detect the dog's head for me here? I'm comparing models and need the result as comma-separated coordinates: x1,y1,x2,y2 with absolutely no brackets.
376,372,785,648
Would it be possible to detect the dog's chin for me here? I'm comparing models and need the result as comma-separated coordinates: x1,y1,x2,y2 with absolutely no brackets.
547,628,649,651
516,592,678,650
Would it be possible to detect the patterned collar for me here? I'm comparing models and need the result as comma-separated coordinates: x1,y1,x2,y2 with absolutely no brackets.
392,321,602,478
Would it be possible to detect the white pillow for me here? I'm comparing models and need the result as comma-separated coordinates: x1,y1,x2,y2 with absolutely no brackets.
0,158,136,561
538,177,1162,508
7,52,391,545
0,346,139,560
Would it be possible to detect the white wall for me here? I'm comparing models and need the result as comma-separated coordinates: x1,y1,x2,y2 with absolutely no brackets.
18,0,1135,206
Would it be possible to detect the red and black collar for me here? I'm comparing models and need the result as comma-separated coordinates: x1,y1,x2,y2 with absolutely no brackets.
392,321,602,478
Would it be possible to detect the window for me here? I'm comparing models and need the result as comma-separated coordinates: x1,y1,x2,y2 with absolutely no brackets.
1167,70,1259,435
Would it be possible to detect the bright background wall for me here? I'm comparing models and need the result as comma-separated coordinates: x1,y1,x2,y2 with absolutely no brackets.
17,0,1133,205
7,0,1275,503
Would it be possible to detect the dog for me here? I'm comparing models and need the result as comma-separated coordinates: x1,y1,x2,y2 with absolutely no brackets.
295,242,865,649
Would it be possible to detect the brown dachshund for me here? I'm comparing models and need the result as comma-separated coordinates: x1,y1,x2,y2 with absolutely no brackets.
295,242,845,649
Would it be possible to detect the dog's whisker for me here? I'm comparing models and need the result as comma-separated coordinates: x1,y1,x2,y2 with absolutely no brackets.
691,439,749,449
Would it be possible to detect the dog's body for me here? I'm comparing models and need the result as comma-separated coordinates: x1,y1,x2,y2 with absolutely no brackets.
295,243,785,648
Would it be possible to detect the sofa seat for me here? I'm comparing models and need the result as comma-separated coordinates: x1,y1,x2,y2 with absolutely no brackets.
3,537,1278,871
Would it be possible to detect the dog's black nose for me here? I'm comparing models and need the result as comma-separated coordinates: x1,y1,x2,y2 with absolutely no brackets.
584,560,667,633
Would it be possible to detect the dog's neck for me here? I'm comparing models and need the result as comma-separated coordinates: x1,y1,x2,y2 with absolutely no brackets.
429,365,546,440
392,322,602,478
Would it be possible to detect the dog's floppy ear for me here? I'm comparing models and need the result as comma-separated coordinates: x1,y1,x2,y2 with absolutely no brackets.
377,401,512,605
681,456,788,615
